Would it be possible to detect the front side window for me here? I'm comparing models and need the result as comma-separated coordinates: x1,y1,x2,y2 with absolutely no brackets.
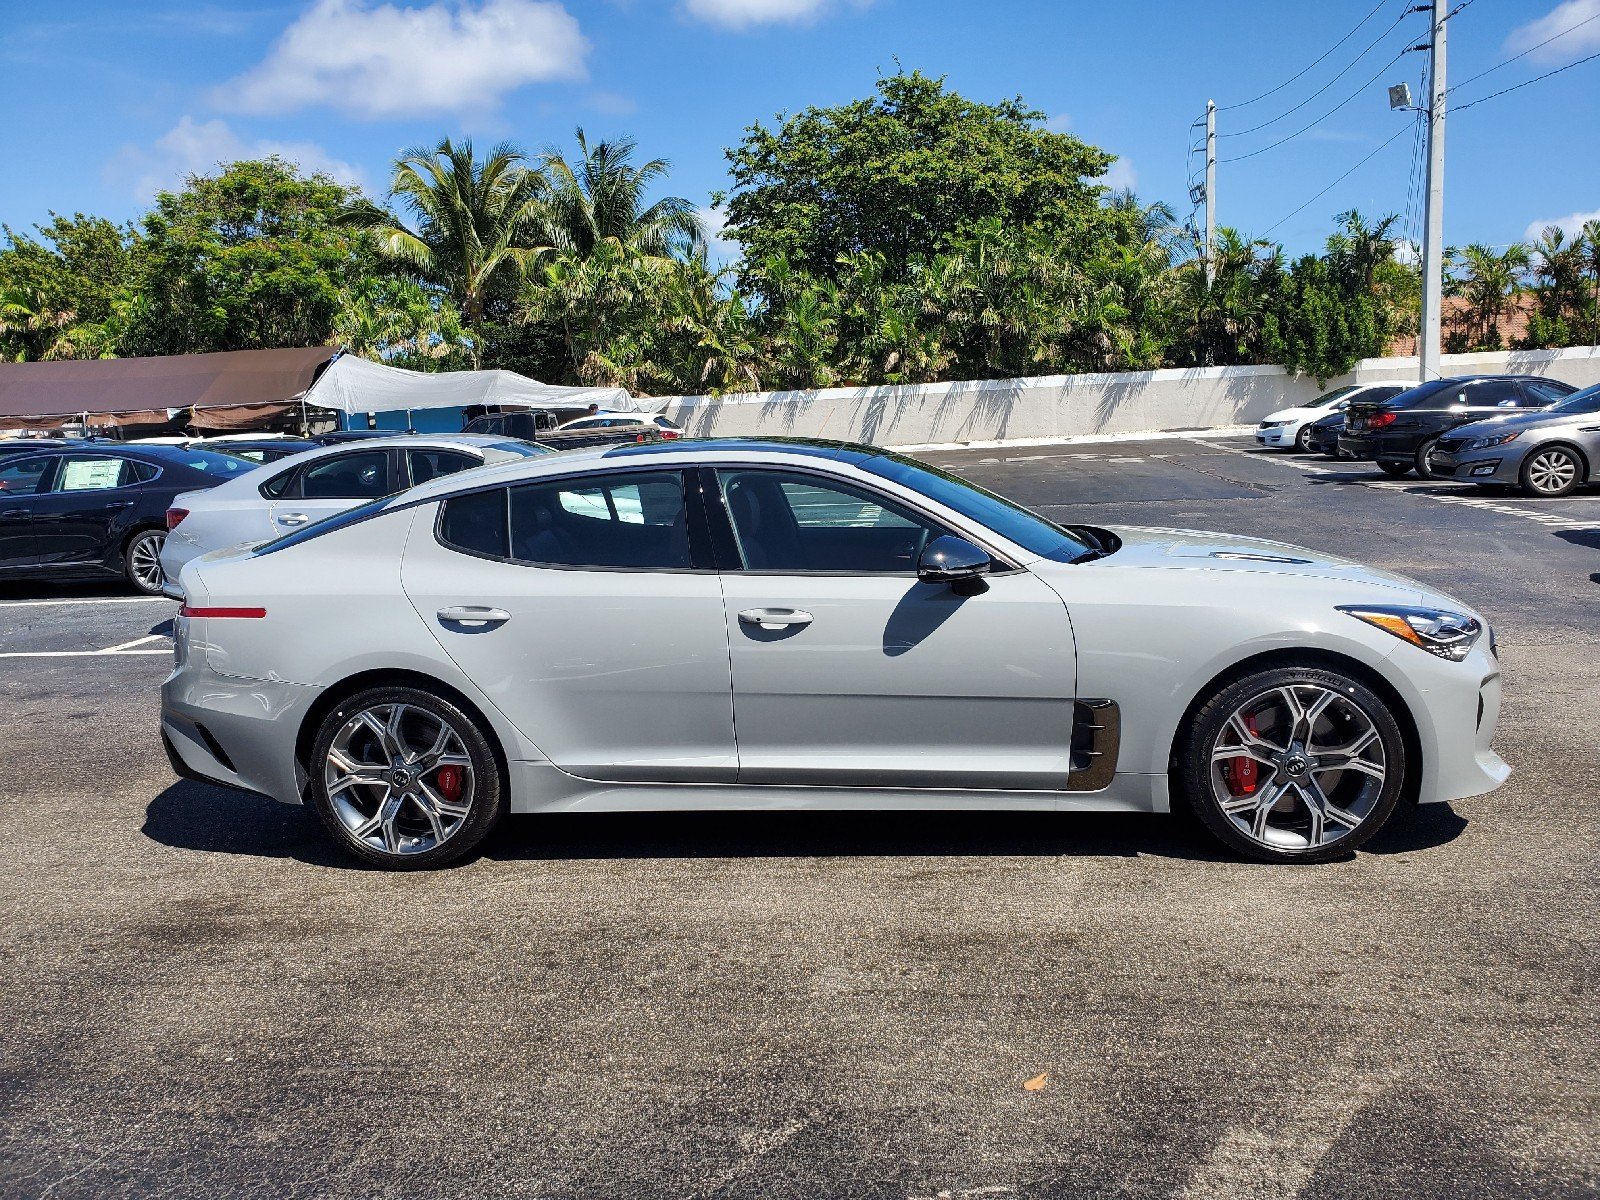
502,470,690,569
0,455,52,496
299,450,394,499
718,469,942,573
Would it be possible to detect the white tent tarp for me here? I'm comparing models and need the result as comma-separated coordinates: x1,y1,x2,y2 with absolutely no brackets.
301,355,636,415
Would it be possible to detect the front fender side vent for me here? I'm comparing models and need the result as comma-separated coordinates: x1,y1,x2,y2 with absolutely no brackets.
1066,699,1120,792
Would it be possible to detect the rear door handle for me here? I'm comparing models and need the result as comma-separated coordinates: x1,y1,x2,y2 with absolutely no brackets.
276,512,309,527
738,608,814,630
104,500,134,511
437,606,511,628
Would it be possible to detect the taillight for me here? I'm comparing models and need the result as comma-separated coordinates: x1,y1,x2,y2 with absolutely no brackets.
179,606,266,619
166,508,189,530
660,430,681,440
1368,411,1397,430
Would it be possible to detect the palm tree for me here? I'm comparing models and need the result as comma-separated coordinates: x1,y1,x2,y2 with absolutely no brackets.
1447,242,1530,350
348,138,548,363
0,283,75,360
1328,210,1401,294
537,129,703,261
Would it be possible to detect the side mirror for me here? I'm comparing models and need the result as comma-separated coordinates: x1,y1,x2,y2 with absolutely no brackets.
918,535,990,595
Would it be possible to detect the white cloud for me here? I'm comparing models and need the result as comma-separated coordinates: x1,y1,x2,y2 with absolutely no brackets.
681,0,870,31
695,204,741,260
1104,157,1137,192
108,116,368,200
1394,238,1420,267
1523,208,1600,242
1045,113,1072,133
1506,0,1600,64
217,0,588,119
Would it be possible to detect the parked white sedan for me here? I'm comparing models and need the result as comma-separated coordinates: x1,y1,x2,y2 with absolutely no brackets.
162,438,1507,869
1255,382,1414,451
159,434,549,594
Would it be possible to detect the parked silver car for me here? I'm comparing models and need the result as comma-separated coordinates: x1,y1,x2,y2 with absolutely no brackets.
163,438,1507,870
1430,383,1600,496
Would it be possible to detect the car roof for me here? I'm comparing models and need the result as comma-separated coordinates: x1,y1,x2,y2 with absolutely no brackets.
398,436,886,505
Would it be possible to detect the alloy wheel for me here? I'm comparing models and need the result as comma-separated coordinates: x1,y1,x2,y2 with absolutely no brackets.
128,532,166,593
1525,448,1579,496
1209,683,1387,852
323,702,476,856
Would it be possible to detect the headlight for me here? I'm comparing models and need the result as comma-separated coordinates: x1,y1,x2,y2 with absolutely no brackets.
1338,604,1483,661
1467,430,1521,451
1258,420,1289,429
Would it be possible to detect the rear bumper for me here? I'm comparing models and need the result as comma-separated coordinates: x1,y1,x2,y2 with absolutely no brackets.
161,658,319,805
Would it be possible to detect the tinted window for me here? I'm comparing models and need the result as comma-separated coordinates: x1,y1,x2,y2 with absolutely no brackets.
719,469,941,573
407,448,479,486
1365,385,1405,403
52,455,133,492
507,470,689,569
126,460,158,482
0,455,52,496
1467,380,1521,408
1523,379,1571,404
174,450,256,476
860,454,1094,564
488,440,554,457
300,450,393,499
1548,384,1600,415
1388,379,1462,408
439,487,509,557
259,466,295,498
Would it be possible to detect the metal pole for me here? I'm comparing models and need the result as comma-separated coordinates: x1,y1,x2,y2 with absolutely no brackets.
1419,0,1447,381
1205,100,1217,286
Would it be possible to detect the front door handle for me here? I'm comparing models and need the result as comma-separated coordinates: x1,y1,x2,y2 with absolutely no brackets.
0,508,27,522
276,512,309,527
738,608,814,630
437,606,512,628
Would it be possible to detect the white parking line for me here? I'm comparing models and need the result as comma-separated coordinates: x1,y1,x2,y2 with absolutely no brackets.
102,634,169,652
0,649,171,659
0,596,173,609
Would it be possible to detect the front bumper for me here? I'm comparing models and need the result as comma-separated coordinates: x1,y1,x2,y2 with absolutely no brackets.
1431,447,1523,484
1255,424,1295,448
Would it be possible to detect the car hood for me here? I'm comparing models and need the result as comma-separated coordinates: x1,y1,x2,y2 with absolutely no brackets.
1263,405,1324,423
1066,525,1429,599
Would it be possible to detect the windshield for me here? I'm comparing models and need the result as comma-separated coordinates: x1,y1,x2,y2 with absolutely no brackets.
1311,386,1357,408
175,450,258,476
862,453,1094,563
1549,384,1600,415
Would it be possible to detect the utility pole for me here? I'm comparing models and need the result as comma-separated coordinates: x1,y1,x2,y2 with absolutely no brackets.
1205,99,1217,286
1419,0,1447,381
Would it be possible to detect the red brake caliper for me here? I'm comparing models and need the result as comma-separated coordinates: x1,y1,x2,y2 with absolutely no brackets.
1223,714,1261,797
435,765,464,805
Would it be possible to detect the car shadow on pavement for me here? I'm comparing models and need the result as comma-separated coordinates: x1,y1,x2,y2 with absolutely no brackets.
1361,801,1469,855
143,780,356,869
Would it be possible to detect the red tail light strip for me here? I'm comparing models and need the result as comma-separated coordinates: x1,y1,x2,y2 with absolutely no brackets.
179,606,267,619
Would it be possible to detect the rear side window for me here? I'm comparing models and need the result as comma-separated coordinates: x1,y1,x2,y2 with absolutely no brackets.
407,448,478,486
438,488,510,558
507,471,690,569
1523,379,1571,404
1466,380,1521,408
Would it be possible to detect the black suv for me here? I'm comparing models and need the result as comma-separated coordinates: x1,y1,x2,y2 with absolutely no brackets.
1340,375,1577,477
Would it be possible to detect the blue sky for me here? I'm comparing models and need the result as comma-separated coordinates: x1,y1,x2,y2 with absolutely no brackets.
2,0,1597,260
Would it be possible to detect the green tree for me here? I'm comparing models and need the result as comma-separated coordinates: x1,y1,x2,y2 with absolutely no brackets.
538,129,703,260
1264,255,1383,383
0,214,137,359
122,158,374,356
1446,242,1530,351
719,72,1117,286
1168,228,1285,367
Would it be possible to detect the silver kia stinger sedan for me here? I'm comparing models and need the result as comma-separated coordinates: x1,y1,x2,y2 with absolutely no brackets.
161,438,1508,868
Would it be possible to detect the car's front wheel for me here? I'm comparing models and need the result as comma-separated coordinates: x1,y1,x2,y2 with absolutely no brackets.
1414,437,1442,479
1294,424,1312,452
307,686,505,869
124,528,167,595
1520,445,1583,497
1177,663,1407,863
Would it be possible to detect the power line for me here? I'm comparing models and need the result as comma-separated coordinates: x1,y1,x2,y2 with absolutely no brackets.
1216,0,1395,112
1260,122,1415,238
1221,3,1413,138
1454,47,1600,110
1221,46,1414,163
1450,9,1600,93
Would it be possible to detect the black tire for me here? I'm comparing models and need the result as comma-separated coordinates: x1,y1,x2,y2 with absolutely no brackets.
1175,662,1408,864
1377,460,1413,477
307,685,505,869
1414,437,1441,479
123,528,168,595
1519,444,1584,498
1294,424,1312,452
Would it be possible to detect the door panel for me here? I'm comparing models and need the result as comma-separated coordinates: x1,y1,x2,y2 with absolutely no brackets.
0,454,52,568
400,476,736,784
719,571,1078,790
33,454,140,567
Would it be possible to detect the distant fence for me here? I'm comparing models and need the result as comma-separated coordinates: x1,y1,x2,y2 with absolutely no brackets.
646,345,1600,448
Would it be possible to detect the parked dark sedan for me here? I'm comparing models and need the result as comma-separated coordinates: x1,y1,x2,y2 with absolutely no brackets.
0,443,256,594
1339,375,1577,477
1305,410,1352,458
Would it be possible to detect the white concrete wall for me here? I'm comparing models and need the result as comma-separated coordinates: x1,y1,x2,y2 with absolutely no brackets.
647,345,1600,449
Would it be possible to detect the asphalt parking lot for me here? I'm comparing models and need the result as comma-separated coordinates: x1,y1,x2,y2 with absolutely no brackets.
2,435,1596,1199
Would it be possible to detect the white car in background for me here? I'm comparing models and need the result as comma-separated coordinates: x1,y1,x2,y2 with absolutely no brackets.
1255,382,1414,451
557,410,683,439
163,437,1507,871
158,433,548,594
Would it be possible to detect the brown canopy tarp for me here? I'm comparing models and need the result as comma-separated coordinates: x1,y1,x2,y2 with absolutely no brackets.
0,347,337,432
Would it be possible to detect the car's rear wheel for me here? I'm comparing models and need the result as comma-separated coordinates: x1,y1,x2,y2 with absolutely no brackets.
1414,437,1442,479
124,529,167,595
1377,460,1413,477
1177,664,1407,863
308,686,504,869
1520,445,1583,497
